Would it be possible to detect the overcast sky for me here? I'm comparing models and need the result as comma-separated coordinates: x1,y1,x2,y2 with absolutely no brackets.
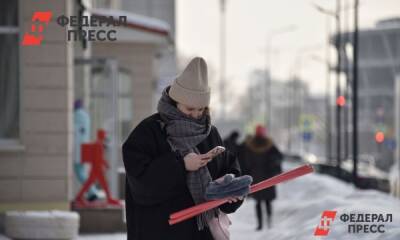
176,0,400,103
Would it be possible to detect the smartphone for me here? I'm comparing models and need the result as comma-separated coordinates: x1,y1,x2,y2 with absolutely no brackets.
205,146,226,158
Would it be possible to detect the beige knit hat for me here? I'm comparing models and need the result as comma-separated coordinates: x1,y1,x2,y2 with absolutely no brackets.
169,57,210,108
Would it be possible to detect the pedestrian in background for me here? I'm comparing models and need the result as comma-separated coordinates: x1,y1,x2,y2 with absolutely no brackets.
223,130,240,157
239,125,283,230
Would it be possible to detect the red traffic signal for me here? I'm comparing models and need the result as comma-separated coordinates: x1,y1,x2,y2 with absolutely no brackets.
375,131,385,144
336,95,346,107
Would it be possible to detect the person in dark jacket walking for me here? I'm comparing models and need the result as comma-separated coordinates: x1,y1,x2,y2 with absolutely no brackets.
239,125,283,230
122,57,244,240
223,131,240,157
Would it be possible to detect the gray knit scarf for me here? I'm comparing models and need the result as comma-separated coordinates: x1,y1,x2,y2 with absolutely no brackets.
157,87,218,230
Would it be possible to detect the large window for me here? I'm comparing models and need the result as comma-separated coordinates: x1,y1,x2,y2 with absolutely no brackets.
0,0,19,142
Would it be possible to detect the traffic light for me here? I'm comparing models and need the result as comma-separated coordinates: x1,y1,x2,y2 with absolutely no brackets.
336,95,346,107
375,131,385,144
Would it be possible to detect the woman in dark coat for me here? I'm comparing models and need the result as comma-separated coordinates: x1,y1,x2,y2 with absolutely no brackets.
122,57,243,240
239,125,282,230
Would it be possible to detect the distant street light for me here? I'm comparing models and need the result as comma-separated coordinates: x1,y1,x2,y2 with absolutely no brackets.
336,95,346,107
375,131,385,144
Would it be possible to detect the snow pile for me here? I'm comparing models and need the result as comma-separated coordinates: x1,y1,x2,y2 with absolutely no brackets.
230,162,400,240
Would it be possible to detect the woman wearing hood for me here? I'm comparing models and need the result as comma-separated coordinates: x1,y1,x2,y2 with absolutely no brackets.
122,57,244,240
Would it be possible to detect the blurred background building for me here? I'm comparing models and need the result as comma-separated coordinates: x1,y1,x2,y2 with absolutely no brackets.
0,0,176,232
336,18,400,171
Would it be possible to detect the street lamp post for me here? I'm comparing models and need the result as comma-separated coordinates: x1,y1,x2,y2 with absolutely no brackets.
326,16,333,164
310,52,333,163
265,25,297,130
220,0,227,119
312,1,343,175
335,0,343,177
352,0,359,186
288,47,322,155
343,0,352,161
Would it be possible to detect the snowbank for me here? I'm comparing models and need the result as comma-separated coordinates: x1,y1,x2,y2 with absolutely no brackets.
230,162,400,240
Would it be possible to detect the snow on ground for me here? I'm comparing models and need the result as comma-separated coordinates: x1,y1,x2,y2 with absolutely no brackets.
231,162,400,240
1,162,399,240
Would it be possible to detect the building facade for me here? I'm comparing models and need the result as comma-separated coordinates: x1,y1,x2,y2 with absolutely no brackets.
0,0,176,232
0,0,75,217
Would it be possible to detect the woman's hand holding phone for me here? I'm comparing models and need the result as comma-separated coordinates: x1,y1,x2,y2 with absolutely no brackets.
183,146,225,171
183,153,211,171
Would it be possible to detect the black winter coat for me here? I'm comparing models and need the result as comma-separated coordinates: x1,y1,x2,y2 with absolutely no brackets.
122,113,243,240
238,136,283,201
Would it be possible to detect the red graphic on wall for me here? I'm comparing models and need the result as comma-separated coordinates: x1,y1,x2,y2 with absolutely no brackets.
22,11,52,46
75,129,121,207
314,210,337,236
